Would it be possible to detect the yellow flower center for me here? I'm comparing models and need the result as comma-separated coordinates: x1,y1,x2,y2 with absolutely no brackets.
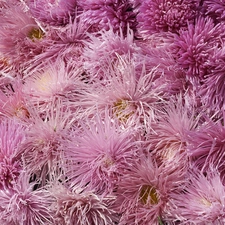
139,185,159,205
113,99,134,121
28,27,44,40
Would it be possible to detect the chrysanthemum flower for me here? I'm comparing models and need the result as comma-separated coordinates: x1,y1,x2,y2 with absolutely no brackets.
187,115,225,181
82,26,140,80
174,16,224,83
0,172,54,225
203,0,225,22
170,167,225,224
64,110,138,195
18,100,75,185
0,3,45,69
77,0,137,33
50,182,116,225
0,119,25,188
22,59,83,110
116,154,184,225
136,0,199,36
26,0,78,26
146,95,199,167
77,56,165,128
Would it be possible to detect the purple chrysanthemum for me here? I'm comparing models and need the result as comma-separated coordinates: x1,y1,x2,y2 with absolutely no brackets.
203,0,225,22
0,172,54,225
136,0,199,36
174,16,224,84
77,0,137,33
26,0,78,26
170,167,225,224
64,110,138,195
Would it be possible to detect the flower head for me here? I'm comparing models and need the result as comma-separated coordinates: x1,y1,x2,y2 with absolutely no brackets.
78,0,137,34
0,172,54,225
0,3,45,68
50,182,116,225
27,0,78,26
64,110,138,195
116,154,184,224
174,16,224,83
136,0,199,36
170,167,225,224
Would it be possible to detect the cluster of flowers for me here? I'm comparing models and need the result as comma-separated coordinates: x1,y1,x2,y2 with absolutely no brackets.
1,0,225,224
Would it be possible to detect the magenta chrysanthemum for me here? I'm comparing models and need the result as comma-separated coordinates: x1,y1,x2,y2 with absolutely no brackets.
136,0,199,36
174,16,224,83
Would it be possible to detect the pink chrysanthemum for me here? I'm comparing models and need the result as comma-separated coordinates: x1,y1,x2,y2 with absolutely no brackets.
146,95,199,167
18,100,75,184
136,0,199,36
0,172,54,225
77,56,165,128
174,16,224,83
116,154,184,225
77,0,137,33
64,110,138,195
22,59,83,111
0,119,25,188
170,167,225,224
50,182,116,225
26,0,78,26
0,3,45,69
82,26,140,80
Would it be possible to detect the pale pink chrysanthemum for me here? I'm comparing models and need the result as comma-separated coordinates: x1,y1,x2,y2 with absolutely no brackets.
115,154,184,225
64,110,138,195
0,172,54,225
26,0,78,26
22,59,84,111
0,3,45,69
49,182,116,225
136,0,199,36
18,100,76,185
82,26,140,80
170,167,225,224
77,56,166,128
146,95,200,168
174,16,224,83
0,118,25,188
77,0,137,33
